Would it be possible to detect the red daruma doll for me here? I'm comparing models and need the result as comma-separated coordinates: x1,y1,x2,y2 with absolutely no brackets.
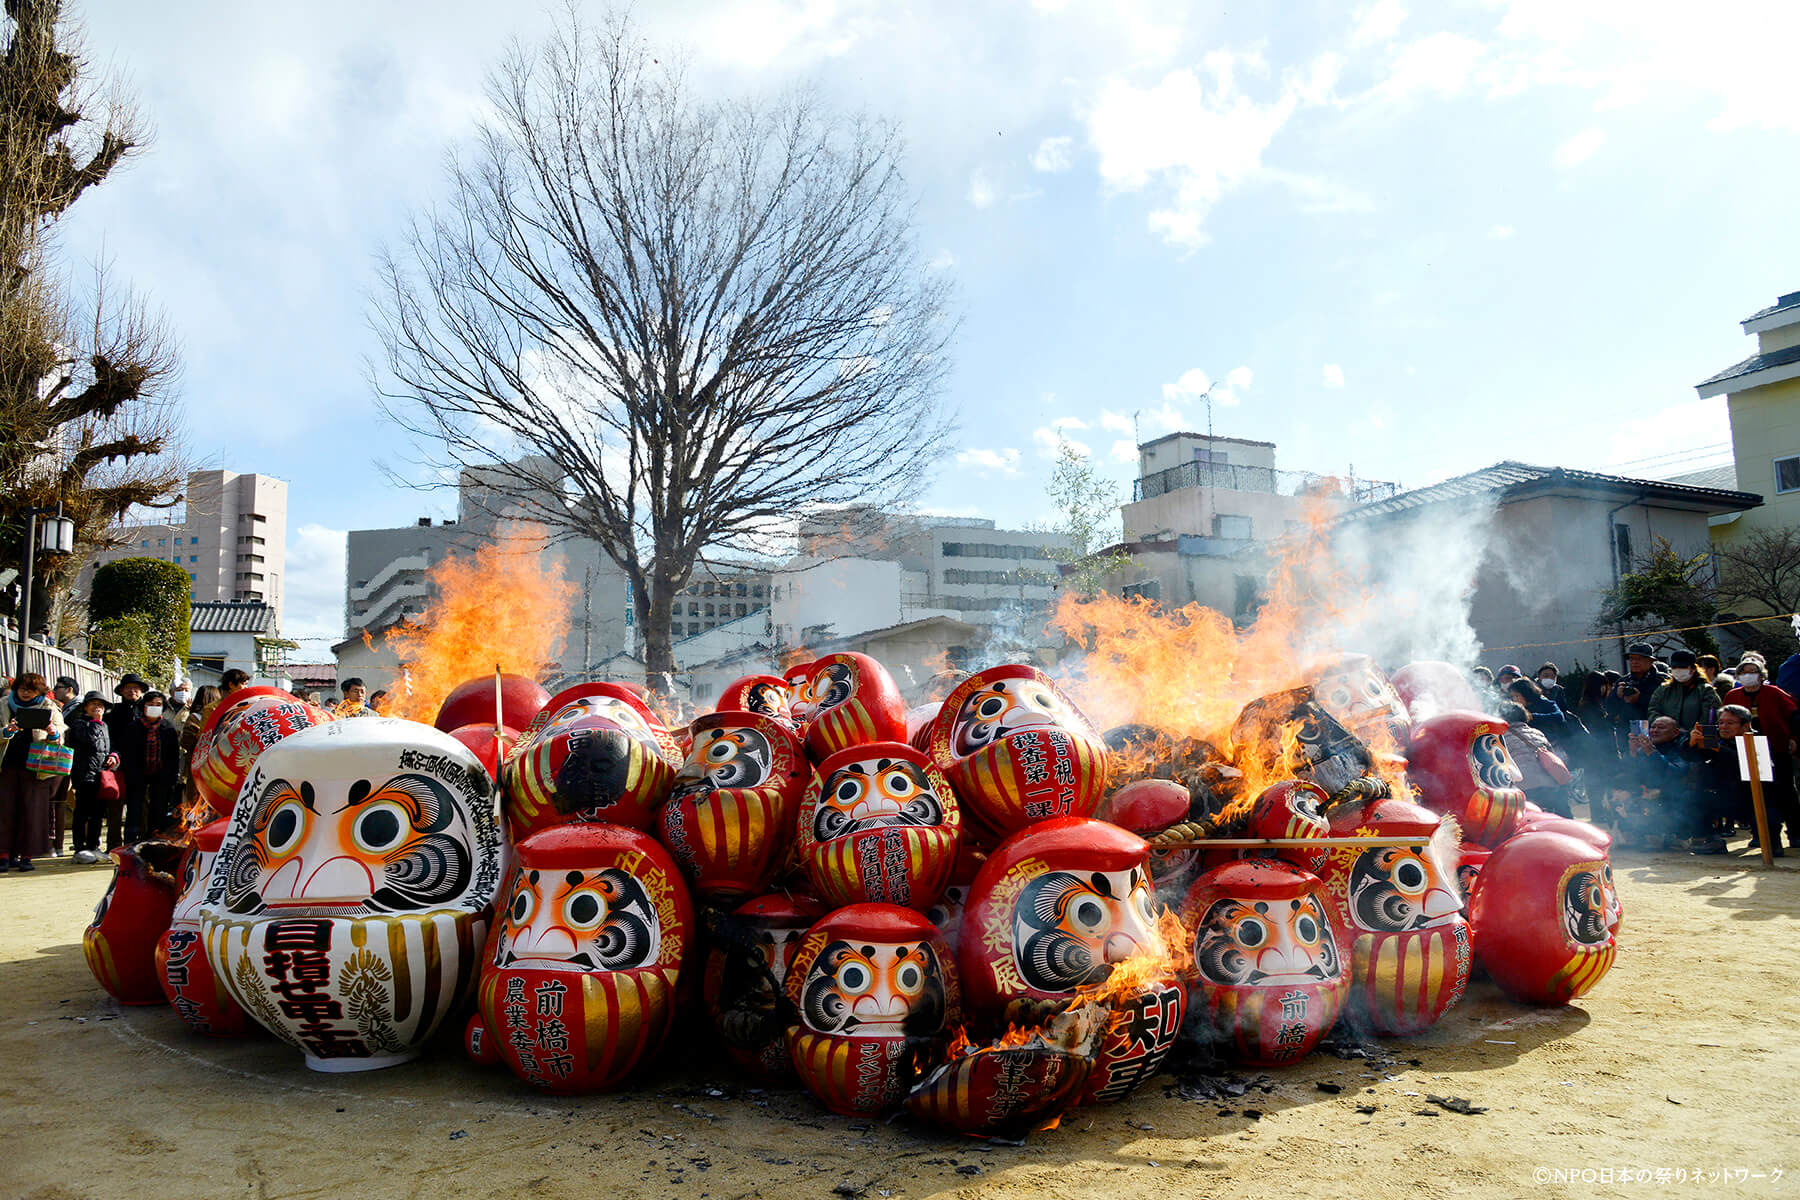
1408,711,1527,848
658,712,814,902
1316,797,1471,1037
959,817,1183,1104
785,903,958,1115
789,653,907,761
704,893,824,1077
475,824,693,1092
502,684,682,839
156,818,252,1035
85,840,184,1005
797,742,960,909
923,665,1109,840
1179,858,1347,1065
1469,831,1621,1006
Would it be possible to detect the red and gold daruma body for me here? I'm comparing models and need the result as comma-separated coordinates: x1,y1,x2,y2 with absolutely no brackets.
156,820,251,1035
433,673,549,736
86,841,183,1005
476,824,693,1092
657,712,813,902
924,666,1109,840
790,653,908,762
1470,831,1620,1007
1179,858,1347,1066
959,818,1182,1104
704,893,824,1076
1317,798,1471,1037
716,674,798,727
784,904,959,1115
797,742,960,909
1408,711,1527,848
503,685,683,839
190,688,332,817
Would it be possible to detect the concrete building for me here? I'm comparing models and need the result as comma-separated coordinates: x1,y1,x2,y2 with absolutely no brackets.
1336,462,1761,672
81,469,289,624
1096,433,1400,614
188,600,296,686
1695,288,1800,547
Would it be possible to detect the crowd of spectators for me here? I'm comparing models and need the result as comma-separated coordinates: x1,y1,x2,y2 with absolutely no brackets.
1476,642,1800,857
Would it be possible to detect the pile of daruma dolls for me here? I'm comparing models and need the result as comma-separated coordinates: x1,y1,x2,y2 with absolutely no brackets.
78,653,1618,1139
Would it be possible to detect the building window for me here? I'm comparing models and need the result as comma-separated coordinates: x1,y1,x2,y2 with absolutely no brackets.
735,603,747,617
157,538,166,546
1776,455,1800,494
140,540,148,548
189,555,197,563
1613,523,1634,575
1193,448,1230,465
1121,579,1161,602
191,537,199,544
687,622,699,636
1213,514,1252,540
1234,575,1261,619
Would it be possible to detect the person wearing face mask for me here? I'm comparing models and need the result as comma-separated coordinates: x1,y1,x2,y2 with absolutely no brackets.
1721,658,1800,853
0,673,66,871
119,689,181,841
1534,662,1569,710
165,681,190,719
1649,650,1716,730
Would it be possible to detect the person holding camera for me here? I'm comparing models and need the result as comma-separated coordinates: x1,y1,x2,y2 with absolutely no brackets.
1721,658,1800,854
1614,642,1665,724
0,673,66,872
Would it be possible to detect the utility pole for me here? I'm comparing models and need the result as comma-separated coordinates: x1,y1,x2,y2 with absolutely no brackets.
582,564,592,674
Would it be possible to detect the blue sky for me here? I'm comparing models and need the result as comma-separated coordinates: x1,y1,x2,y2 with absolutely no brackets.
57,0,1800,655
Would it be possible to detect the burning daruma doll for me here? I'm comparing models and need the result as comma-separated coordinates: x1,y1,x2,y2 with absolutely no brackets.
1179,858,1347,1065
157,818,252,1035
476,823,693,1092
797,742,960,909
1407,711,1527,848
959,817,1184,1104
503,683,683,838
1316,798,1471,1037
658,711,813,902
785,903,958,1115
1469,831,1620,1007
704,892,824,1076
200,718,503,1071
923,665,1109,840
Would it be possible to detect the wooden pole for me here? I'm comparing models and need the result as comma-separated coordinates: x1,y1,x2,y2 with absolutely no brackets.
1743,733,1775,868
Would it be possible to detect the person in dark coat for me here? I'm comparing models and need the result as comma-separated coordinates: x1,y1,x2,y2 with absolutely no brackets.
1533,662,1569,710
1648,649,1718,730
1505,677,1570,747
65,693,117,863
120,689,181,841
1613,642,1664,724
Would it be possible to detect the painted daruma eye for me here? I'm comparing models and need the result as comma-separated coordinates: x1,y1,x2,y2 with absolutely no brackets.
837,961,872,994
352,802,409,854
895,960,924,994
1236,918,1267,947
1296,914,1319,942
836,778,862,803
509,888,534,924
975,695,1007,719
1394,859,1427,891
1072,897,1108,934
564,891,604,929
265,801,306,854
707,739,737,761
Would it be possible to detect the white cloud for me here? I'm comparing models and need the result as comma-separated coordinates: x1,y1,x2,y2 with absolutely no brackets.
1086,51,1339,249
1553,127,1605,167
1161,367,1212,402
1322,363,1346,388
1109,439,1139,464
1032,135,1075,172
1487,224,1515,239
1380,32,1486,99
968,169,997,209
1226,366,1254,391
928,249,957,270
955,447,1023,476
1160,363,1254,408
1099,409,1135,435
1033,418,1092,458
1352,0,1407,47
1141,402,1187,432
283,523,348,654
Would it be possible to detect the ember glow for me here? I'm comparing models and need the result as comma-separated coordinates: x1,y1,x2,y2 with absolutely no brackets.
381,526,576,722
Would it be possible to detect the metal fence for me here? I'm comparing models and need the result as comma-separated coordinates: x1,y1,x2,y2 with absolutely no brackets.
1133,460,1403,504
6,631,120,695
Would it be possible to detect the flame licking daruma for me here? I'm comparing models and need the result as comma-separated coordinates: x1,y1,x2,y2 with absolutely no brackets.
475,823,693,1092
958,817,1183,1104
1315,797,1471,1037
797,742,961,909
200,718,502,1072
923,665,1109,841
785,903,959,1115
1178,857,1347,1066
658,711,814,902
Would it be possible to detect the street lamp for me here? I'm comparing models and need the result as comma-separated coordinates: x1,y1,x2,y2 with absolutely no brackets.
13,504,76,678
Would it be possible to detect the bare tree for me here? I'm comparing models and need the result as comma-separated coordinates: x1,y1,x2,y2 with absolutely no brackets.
1715,526,1800,659
372,12,954,692
1,0,184,633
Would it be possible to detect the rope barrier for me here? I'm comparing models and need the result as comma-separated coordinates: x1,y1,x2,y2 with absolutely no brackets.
1483,610,1800,654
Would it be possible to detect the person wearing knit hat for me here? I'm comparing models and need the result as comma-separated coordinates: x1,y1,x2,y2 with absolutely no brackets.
1721,660,1800,855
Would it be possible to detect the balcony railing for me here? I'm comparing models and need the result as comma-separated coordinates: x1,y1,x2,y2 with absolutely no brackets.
1132,461,1401,504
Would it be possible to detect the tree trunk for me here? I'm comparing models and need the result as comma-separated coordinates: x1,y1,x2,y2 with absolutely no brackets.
643,566,677,699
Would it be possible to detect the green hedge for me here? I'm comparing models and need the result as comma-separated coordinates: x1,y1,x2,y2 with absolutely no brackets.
90,556,191,683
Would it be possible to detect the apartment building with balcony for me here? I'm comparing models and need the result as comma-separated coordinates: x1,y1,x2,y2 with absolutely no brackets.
79,469,289,625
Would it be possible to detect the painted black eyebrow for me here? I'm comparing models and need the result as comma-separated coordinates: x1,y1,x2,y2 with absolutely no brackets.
299,781,320,813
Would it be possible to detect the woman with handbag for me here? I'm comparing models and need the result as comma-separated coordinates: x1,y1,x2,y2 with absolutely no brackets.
65,692,118,864
0,672,67,872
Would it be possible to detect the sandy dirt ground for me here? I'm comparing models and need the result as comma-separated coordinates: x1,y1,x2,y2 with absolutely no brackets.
4,837,1798,1200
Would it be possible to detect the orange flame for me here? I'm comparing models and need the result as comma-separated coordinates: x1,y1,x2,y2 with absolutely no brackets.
380,525,577,723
